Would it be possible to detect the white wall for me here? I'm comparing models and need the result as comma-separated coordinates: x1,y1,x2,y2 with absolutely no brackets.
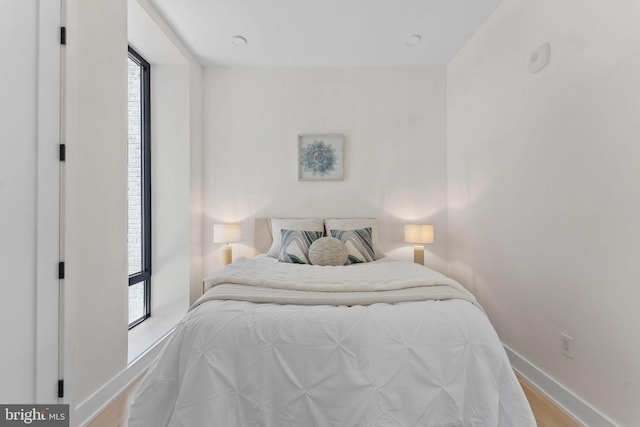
0,0,38,402
151,64,190,313
64,0,129,413
447,0,640,425
188,62,204,305
203,67,448,274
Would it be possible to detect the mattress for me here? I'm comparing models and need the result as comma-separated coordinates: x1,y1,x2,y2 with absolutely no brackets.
128,258,536,427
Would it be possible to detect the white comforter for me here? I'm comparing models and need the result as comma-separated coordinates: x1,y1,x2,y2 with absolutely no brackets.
129,259,536,427
196,257,480,309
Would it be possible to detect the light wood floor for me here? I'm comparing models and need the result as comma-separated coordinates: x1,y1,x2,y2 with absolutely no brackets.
86,378,140,427
87,374,582,427
518,375,583,427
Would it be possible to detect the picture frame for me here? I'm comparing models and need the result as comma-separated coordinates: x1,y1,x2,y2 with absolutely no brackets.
298,134,344,181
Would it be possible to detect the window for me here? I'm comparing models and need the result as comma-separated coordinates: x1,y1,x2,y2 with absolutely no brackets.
127,47,151,329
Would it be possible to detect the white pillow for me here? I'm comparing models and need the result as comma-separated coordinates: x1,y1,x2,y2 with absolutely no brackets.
324,218,383,259
267,218,325,258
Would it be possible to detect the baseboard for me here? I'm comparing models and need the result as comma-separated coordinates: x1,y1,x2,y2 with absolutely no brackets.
75,329,173,426
504,344,619,427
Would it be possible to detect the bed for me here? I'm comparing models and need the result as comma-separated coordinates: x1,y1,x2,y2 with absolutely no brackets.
128,218,536,427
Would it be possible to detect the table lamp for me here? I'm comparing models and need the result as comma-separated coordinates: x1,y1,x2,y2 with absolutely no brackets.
213,224,242,265
404,224,434,265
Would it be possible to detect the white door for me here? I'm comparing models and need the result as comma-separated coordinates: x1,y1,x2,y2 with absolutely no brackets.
0,0,61,403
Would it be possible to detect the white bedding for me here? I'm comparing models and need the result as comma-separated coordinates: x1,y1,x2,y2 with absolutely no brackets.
197,257,480,309
129,259,535,427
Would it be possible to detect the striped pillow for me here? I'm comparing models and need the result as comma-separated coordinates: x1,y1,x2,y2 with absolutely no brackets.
329,227,375,264
279,229,324,264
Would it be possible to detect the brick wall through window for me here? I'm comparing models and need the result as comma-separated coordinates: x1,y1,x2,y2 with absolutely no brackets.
128,57,144,324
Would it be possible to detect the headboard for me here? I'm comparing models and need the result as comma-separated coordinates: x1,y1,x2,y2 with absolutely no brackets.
254,218,274,254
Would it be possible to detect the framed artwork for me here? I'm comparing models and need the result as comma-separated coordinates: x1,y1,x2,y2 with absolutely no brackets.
298,134,344,181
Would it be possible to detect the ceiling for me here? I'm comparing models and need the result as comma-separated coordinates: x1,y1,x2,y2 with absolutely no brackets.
148,0,502,68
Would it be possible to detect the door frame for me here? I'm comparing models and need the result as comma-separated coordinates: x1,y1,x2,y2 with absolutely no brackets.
35,0,62,403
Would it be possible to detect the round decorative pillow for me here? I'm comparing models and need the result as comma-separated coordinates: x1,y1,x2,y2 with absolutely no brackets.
309,237,348,266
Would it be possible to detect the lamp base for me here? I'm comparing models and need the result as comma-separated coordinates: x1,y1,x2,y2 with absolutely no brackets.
413,245,424,265
222,245,233,266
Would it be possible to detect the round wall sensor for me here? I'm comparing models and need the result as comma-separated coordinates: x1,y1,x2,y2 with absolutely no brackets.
529,42,550,73
232,35,248,47
405,34,422,47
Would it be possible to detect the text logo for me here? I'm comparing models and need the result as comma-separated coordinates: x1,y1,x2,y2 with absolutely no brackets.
0,405,69,427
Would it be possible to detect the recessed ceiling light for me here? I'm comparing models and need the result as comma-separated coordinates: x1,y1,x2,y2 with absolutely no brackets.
405,34,422,47
232,35,248,47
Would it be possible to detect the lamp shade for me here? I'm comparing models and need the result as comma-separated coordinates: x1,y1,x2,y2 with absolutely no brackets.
404,224,434,244
213,224,242,243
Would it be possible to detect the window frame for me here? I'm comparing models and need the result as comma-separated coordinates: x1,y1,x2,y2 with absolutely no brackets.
128,46,151,329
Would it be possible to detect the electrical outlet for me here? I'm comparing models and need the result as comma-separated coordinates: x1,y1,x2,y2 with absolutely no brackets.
561,333,575,359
